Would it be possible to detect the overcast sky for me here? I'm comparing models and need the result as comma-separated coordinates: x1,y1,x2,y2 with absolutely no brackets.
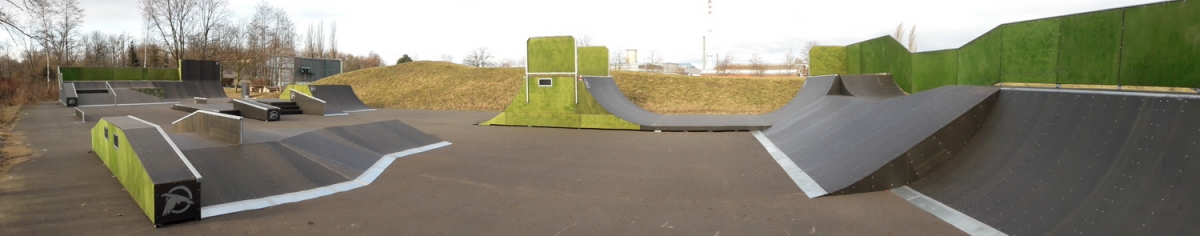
75,0,1165,68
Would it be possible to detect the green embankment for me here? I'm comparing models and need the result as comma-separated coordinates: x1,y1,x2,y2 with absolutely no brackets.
92,120,156,223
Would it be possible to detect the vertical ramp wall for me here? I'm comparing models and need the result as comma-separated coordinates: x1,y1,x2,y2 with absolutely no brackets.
479,36,639,129
809,0,1200,92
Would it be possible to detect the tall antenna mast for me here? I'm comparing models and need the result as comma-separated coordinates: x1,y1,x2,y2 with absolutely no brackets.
703,0,713,70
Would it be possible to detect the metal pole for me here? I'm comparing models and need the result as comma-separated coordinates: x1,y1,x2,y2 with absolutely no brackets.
525,39,530,104
574,42,578,104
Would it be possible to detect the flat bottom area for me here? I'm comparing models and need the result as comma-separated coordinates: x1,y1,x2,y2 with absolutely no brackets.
0,102,962,235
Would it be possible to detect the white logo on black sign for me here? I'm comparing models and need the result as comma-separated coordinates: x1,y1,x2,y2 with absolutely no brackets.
161,185,194,216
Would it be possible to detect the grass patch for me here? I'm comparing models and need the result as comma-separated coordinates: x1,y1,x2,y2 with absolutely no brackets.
316,61,524,111
611,71,804,114
314,61,806,114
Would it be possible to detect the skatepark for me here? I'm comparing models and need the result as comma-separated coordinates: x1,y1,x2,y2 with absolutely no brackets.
2,1,1200,235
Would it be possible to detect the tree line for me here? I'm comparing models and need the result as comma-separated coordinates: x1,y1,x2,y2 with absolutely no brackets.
0,0,384,87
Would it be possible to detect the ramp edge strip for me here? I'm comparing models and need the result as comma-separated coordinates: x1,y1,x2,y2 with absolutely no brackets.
750,131,827,198
891,186,1007,236
199,141,452,218
77,101,180,108
342,108,377,113
1000,87,1200,99
124,116,203,180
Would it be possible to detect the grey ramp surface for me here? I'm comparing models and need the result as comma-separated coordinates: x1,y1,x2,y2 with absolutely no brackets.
105,116,198,184
839,74,908,100
582,76,822,131
178,120,444,206
581,75,844,131
910,88,1200,235
763,85,998,196
112,89,166,104
3,104,965,235
76,93,114,106
309,85,373,112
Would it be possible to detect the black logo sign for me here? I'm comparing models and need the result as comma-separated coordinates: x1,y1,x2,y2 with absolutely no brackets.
161,185,194,216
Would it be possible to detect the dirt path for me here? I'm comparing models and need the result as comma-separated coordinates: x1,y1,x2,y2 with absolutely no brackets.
0,105,31,177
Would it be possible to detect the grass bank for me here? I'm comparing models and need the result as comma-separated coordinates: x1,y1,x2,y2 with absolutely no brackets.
314,61,806,114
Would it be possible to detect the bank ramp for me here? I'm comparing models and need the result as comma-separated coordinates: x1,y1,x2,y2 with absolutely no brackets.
93,114,448,225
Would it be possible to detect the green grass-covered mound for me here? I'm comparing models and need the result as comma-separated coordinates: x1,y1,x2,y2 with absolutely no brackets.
315,61,805,114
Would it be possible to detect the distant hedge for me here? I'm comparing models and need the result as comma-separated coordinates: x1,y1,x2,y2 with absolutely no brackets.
60,67,180,81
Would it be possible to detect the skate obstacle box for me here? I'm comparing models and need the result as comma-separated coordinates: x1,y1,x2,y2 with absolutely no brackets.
91,116,202,226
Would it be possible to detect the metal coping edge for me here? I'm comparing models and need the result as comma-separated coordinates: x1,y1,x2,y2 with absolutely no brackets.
199,141,452,218
750,131,828,198
891,186,1008,236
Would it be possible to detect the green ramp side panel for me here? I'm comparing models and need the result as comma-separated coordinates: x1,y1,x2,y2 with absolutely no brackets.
957,28,1003,86
481,77,581,128
92,117,201,225
810,46,848,76
857,36,913,93
280,84,313,100
92,119,156,223
912,50,959,93
576,80,639,130
1120,1,1200,87
1057,9,1123,85
528,36,576,73
578,46,610,76
1001,18,1061,84
846,44,862,74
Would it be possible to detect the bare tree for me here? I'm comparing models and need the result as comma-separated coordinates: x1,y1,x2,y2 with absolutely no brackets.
193,0,229,60
440,54,453,62
576,34,592,46
0,1,33,37
907,25,917,51
748,53,765,77
714,54,733,76
28,0,84,65
463,47,492,67
783,48,797,76
610,50,625,71
327,21,337,58
893,23,916,52
141,0,198,61
644,51,663,72
497,58,518,68
799,41,818,76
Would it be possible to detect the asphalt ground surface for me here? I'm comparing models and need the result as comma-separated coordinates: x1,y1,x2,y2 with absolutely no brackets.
0,102,962,235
